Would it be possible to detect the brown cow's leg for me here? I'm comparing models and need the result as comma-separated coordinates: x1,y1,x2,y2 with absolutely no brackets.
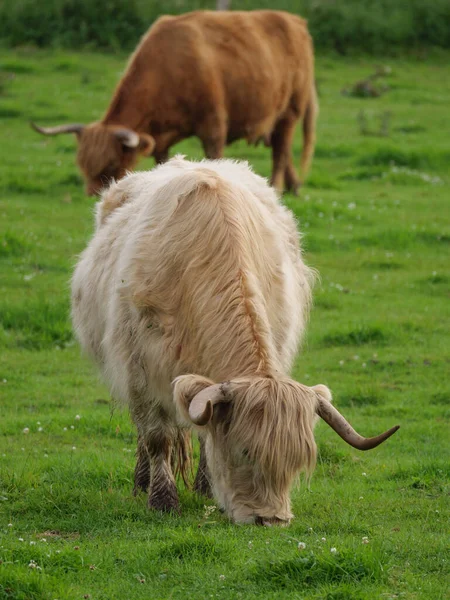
193,436,212,498
154,149,169,164
270,118,298,194
198,114,226,159
285,162,301,196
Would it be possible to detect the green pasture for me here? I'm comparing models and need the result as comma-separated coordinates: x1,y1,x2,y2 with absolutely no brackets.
0,49,449,599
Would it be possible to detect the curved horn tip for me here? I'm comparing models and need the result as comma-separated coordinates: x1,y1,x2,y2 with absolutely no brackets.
360,424,400,451
189,399,213,427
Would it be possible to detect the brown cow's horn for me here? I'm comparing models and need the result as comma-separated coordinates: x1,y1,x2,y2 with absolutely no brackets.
114,128,140,148
316,396,399,450
189,383,229,426
30,122,85,136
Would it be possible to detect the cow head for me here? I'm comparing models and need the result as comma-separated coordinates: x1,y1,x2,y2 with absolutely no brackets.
31,122,155,196
174,375,399,526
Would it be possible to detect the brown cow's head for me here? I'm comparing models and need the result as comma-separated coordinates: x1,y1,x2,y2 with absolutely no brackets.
31,122,155,196
174,375,399,526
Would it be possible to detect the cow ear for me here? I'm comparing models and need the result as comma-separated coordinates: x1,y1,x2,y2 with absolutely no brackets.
139,133,155,156
173,374,215,424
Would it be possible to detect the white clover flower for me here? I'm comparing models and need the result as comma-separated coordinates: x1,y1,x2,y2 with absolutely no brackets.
38,427,43,432
70,426,75,430
362,537,369,544
362,472,367,477
7,523,13,527
359,496,364,500
219,575,226,580
63,427,67,432
72,446,76,451
37,421,41,425
339,360,344,366
18,538,24,542
321,537,326,542
248,541,253,548
30,541,36,545
297,542,306,550
75,415,81,420
23,428,30,434
330,547,337,553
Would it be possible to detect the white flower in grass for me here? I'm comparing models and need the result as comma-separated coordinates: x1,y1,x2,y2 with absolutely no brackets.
321,537,326,542
359,496,364,500
72,446,76,451
362,472,367,477
38,427,43,432
18,538,24,542
219,575,226,581
23,428,30,434
70,426,75,430
362,537,369,544
297,542,306,550
63,427,67,432
37,421,41,425
7,523,13,527
248,541,253,549
330,547,337,554
30,541,36,545
75,415,81,420
347,202,356,210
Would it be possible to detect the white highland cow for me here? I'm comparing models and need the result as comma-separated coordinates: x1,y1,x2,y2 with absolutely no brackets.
72,157,399,525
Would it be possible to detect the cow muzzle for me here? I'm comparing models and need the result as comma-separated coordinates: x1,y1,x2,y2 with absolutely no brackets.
255,516,290,527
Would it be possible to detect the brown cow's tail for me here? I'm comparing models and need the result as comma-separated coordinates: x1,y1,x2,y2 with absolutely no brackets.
300,85,318,181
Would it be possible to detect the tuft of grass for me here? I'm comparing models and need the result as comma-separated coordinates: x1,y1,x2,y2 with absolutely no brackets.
0,298,72,350
322,326,389,347
250,550,386,589
0,232,31,258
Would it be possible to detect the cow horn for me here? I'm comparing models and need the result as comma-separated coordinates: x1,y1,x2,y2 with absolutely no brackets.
316,396,399,450
30,122,85,136
189,383,229,426
114,128,140,148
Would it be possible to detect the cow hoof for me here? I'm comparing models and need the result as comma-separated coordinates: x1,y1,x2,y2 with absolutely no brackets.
148,482,180,513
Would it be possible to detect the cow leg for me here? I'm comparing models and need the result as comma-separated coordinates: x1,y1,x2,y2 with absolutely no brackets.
270,118,298,194
198,115,226,159
285,161,301,196
193,436,212,498
146,432,180,513
154,149,169,164
133,435,150,495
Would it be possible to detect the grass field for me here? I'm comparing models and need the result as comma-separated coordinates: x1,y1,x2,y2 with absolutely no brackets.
0,49,449,600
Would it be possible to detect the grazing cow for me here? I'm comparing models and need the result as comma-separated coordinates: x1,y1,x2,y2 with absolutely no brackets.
71,157,399,525
32,10,318,196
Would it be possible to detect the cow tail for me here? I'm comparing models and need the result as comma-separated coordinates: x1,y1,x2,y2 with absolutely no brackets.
300,84,318,181
171,428,193,488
